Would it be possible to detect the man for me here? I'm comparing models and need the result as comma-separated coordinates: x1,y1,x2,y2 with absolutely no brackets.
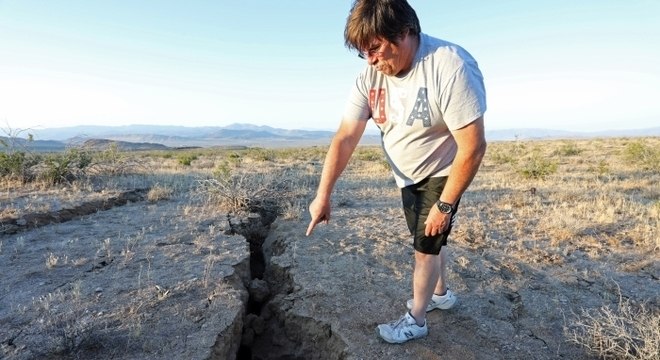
306,0,487,344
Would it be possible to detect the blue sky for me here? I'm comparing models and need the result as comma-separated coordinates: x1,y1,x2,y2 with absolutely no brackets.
1,0,658,133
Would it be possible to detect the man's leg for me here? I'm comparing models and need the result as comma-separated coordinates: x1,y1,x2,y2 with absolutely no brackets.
377,177,454,343
409,250,442,325
434,247,448,295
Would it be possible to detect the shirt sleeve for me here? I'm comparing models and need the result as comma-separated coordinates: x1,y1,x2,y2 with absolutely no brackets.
343,74,372,121
439,57,487,131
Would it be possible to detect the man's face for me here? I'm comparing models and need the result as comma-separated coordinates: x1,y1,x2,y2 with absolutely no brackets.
360,36,411,76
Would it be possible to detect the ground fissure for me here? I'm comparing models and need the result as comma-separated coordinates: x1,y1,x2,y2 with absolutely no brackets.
228,209,348,360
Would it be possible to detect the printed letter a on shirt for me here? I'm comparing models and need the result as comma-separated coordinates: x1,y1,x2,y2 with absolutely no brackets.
406,88,431,127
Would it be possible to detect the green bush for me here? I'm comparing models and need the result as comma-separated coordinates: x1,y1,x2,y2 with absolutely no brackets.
353,147,384,162
519,153,558,179
246,148,274,162
177,153,198,166
41,148,92,184
227,152,242,165
556,142,583,156
592,160,609,175
1,131,40,181
0,151,27,178
623,141,659,170
213,162,232,181
489,148,518,165
0,151,41,181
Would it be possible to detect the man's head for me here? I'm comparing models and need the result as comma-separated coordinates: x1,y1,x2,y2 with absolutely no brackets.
344,0,421,75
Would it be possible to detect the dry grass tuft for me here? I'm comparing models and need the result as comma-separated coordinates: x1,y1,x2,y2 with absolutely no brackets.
146,185,173,203
568,293,660,359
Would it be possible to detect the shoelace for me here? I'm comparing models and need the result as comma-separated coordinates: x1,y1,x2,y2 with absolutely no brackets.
388,314,410,328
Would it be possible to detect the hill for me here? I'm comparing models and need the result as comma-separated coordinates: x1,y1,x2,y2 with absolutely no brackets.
3,124,658,151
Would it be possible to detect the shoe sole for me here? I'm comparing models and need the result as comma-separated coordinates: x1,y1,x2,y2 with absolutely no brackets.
376,326,427,344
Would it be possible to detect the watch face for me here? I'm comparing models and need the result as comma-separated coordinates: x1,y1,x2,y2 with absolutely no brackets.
437,202,452,214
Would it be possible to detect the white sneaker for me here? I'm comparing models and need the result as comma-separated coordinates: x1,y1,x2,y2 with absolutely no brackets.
376,312,428,344
406,289,457,312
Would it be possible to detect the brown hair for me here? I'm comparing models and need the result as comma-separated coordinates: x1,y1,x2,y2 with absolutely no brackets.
344,0,421,52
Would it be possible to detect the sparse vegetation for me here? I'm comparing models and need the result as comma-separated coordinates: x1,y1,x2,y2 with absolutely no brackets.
0,127,39,182
146,184,173,202
568,289,660,359
555,141,583,156
518,151,558,179
1,137,658,359
623,140,659,170
41,148,93,184
176,153,198,166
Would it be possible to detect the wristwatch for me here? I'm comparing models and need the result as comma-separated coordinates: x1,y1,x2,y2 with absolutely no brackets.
435,200,454,214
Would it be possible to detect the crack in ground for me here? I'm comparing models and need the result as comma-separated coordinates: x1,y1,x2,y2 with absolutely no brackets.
0,189,148,235
228,210,347,360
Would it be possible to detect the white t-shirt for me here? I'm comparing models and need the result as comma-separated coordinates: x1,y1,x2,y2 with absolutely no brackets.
343,33,487,188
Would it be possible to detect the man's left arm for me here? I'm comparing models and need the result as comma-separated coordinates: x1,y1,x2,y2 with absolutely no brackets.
424,116,487,236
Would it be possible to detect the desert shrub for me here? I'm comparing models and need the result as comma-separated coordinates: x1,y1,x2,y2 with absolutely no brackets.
177,153,198,166
198,165,297,215
623,140,659,170
0,151,24,177
487,141,529,165
489,148,518,165
568,296,659,359
353,147,384,162
280,146,328,162
147,185,173,202
0,130,41,181
556,142,583,156
245,148,274,162
0,151,40,181
91,143,137,175
213,162,232,181
379,158,392,171
518,152,558,179
226,152,242,165
588,159,610,176
41,148,93,184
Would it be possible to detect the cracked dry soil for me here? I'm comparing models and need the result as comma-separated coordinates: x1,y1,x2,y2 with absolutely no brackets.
1,178,658,359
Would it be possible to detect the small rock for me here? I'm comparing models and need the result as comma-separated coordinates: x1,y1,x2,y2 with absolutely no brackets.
251,316,265,335
245,313,259,328
95,287,103,293
249,279,270,303
16,218,27,226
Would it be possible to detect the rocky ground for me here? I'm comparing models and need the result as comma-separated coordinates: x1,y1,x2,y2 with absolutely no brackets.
1,155,658,359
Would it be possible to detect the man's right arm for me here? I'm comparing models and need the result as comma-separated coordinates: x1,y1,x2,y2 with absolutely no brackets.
306,118,367,236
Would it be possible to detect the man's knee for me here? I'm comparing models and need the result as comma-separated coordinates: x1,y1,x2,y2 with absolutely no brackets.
414,251,438,263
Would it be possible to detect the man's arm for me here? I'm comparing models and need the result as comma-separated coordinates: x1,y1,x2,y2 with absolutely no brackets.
306,118,367,236
424,116,487,236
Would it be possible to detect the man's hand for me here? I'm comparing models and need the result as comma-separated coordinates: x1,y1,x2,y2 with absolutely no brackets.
306,197,331,236
305,118,366,236
423,205,451,237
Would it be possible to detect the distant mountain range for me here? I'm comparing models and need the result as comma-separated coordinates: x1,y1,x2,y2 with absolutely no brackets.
2,123,658,152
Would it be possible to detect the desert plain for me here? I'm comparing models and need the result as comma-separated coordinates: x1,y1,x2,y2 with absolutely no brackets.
1,137,658,359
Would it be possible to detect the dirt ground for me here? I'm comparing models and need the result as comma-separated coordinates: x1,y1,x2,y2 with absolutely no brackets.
1,140,658,359
259,195,657,359
1,184,253,359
